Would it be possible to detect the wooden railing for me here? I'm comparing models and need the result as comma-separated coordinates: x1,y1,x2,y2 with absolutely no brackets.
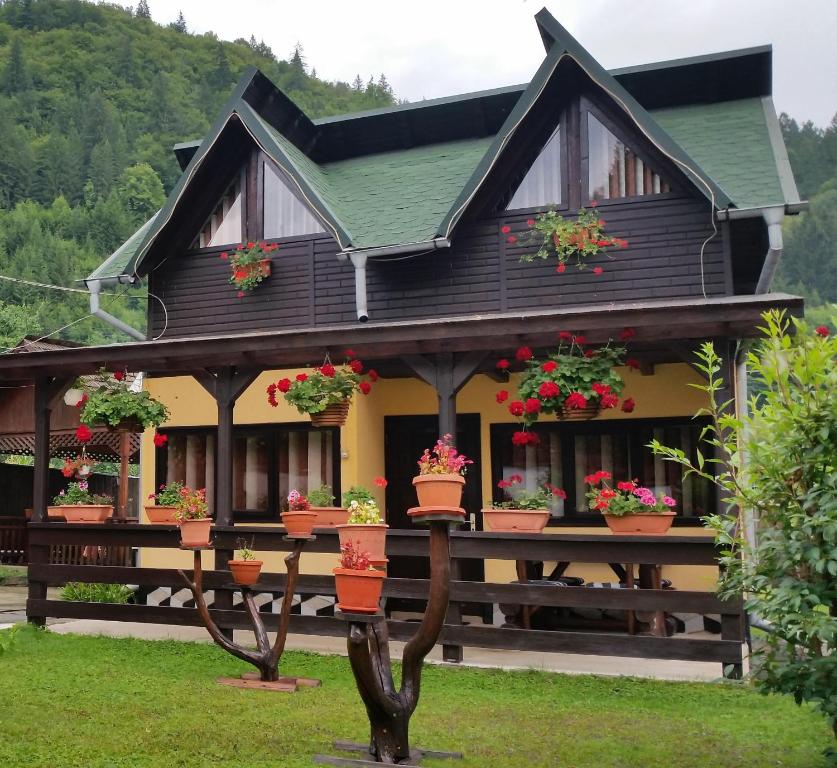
26,523,745,676
0,517,27,564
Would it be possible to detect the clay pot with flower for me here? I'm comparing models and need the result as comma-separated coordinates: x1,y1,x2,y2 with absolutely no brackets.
174,487,212,547
333,540,385,614
49,481,114,523
144,481,184,524
78,368,169,434
586,471,676,535
223,241,279,296
337,498,387,564
518,204,628,275
268,355,377,428
306,484,348,527
281,490,317,536
412,434,472,510
228,538,263,586
484,475,566,533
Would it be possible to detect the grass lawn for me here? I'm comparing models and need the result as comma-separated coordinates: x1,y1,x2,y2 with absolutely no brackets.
0,565,26,586
0,626,830,767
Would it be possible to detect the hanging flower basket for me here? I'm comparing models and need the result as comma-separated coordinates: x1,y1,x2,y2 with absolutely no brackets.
267,353,377,427
559,402,601,421
77,369,169,434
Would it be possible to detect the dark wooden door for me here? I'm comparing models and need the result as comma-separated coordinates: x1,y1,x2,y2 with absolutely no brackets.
384,414,484,611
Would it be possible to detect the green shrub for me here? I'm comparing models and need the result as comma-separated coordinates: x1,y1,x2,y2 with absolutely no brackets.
60,583,134,604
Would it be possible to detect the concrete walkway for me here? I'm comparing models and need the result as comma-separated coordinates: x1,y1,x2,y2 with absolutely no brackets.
1,586,728,681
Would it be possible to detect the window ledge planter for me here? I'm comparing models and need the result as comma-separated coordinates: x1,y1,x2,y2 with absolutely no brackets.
311,506,350,527
482,508,550,533
604,510,675,535
228,559,264,586
333,568,386,613
48,504,113,523
144,505,179,524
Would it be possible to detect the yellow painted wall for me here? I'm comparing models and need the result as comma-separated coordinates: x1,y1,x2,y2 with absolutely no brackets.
140,363,716,591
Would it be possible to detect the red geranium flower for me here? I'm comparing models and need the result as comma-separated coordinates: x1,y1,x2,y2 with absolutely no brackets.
75,425,92,443
538,381,560,398
526,218,535,227
591,382,611,396
359,381,372,395
584,349,597,358
541,360,557,373
277,378,292,393
548,485,567,500
247,241,255,249
320,363,336,377
565,392,588,410
617,480,637,491
621,397,636,413
573,335,587,345
349,359,364,374
153,432,168,447
619,327,636,341
76,392,88,409
497,479,512,489
626,358,641,371
524,397,541,414
600,393,619,409
295,373,308,382
815,325,829,337
508,400,525,417
507,235,517,244
589,199,598,207
267,384,278,407
515,346,533,362
374,476,388,487
556,263,566,273
495,389,509,404
219,252,229,260
236,291,245,298
496,358,510,371
345,349,357,358
593,266,603,275
113,370,125,382
509,474,523,484
558,331,573,342
368,369,379,382
500,225,511,234
512,430,539,446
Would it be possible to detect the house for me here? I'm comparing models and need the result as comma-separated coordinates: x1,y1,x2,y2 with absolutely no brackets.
1,10,802,662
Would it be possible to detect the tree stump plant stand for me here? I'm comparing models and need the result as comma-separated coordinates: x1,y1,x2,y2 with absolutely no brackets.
179,536,321,693
315,508,464,766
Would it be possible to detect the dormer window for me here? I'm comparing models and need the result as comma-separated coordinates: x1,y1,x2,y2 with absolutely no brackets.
587,113,671,200
193,170,244,248
506,125,562,211
263,161,325,239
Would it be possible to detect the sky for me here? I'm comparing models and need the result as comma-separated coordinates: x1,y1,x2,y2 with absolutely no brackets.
120,0,836,127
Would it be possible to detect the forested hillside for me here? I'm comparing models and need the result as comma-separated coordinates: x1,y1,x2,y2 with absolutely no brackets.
0,0,395,348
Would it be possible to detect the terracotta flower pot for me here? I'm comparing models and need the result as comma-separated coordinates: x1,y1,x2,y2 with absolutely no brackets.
412,473,465,508
229,559,264,586
179,517,212,547
482,508,550,533
311,506,350,527
604,510,675,535
333,567,386,613
55,504,114,523
144,505,179,524
310,400,350,428
281,510,317,536
336,524,388,564
559,402,601,421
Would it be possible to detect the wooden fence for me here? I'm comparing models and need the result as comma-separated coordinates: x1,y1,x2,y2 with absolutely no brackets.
26,523,745,676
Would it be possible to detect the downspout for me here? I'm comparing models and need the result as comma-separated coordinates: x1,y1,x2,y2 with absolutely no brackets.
754,206,786,294
87,278,145,341
348,253,369,323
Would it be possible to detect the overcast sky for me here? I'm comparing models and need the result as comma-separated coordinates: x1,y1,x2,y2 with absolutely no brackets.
123,0,835,127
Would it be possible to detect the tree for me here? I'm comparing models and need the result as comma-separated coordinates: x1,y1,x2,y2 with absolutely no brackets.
170,10,186,33
117,163,164,224
289,42,306,73
0,36,33,96
651,311,837,742
0,298,40,349
352,74,363,92
135,0,150,19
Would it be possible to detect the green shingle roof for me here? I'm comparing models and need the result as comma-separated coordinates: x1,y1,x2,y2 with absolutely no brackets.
85,214,158,281
651,97,797,209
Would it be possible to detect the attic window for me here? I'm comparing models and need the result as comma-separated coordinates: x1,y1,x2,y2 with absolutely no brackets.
506,125,562,210
193,171,244,248
263,162,325,239
587,113,671,200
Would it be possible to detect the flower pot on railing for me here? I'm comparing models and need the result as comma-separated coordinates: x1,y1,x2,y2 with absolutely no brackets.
144,505,179,524
412,473,465,508
229,558,264,586
604,510,675,535
50,504,114,523
281,510,317,536
333,568,385,613
179,517,212,547
310,400,350,428
311,506,350,527
482,508,550,533
336,523,388,564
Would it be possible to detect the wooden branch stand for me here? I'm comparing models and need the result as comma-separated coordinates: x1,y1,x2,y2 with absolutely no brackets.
179,535,321,693
316,508,464,766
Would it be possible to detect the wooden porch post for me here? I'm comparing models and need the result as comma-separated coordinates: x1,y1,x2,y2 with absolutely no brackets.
403,351,486,663
195,367,261,639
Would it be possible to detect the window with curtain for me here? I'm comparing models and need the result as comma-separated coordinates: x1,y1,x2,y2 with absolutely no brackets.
491,418,714,521
506,125,562,211
587,112,671,201
192,170,245,248
263,162,326,239
156,425,339,521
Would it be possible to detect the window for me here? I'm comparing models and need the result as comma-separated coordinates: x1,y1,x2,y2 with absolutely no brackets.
156,424,339,521
263,162,325,239
193,170,244,248
491,418,714,522
506,125,562,210
587,112,671,200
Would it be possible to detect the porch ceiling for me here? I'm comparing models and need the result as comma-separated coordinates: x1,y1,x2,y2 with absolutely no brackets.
0,294,802,383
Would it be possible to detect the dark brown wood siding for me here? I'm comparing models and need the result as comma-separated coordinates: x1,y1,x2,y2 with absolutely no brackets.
149,193,728,338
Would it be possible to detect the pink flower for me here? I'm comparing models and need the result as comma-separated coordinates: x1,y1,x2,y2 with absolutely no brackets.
640,495,656,507
526,218,535,227
219,252,229,260
497,479,512,489
662,496,677,507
